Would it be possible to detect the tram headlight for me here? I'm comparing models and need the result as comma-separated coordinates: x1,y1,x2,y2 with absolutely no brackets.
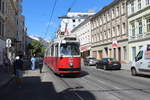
69,62,73,67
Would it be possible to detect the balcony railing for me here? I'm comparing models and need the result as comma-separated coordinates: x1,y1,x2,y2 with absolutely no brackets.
129,32,150,41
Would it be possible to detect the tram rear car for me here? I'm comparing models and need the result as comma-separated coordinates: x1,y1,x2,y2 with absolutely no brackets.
44,37,81,75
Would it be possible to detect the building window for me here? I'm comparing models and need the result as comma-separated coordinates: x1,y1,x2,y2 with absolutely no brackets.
131,1,134,13
138,19,142,34
123,46,127,60
2,1,4,14
0,0,1,11
117,25,120,36
131,22,135,36
72,19,75,23
138,0,141,10
146,0,150,5
146,17,150,32
122,2,125,14
132,47,136,60
104,14,106,23
112,27,115,37
116,6,119,16
108,29,111,38
112,8,115,18
122,23,125,34
107,12,110,21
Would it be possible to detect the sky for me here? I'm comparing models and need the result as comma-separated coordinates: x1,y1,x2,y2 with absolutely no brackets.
22,0,113,41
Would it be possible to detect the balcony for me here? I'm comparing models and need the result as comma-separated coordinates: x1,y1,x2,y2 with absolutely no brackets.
129,32,150,42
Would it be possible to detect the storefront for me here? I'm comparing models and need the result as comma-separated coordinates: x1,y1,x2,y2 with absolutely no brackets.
80,44,91,58
91,40,128,63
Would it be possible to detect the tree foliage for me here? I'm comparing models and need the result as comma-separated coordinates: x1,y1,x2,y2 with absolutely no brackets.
30,40,45,57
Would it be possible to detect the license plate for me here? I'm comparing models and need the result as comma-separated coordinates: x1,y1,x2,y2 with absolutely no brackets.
113,64,118,65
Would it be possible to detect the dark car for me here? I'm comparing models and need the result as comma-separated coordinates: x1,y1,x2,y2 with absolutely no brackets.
84,57,98,66
96,58,121,70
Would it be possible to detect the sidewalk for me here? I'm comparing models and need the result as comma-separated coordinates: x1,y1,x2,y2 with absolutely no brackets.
0,65,14,89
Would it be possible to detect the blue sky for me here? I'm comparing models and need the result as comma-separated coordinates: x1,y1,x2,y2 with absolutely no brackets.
22,0,113,41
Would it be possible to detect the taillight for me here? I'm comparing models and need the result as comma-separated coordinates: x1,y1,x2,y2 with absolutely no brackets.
148,65,150,68
108,62,112,64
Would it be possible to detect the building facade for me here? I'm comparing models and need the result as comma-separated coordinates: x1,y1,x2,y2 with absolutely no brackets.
91,0,128,63
71,17,93,58
127,0,150,61
0,0,7,65
59,12,94,35
0,0,26,65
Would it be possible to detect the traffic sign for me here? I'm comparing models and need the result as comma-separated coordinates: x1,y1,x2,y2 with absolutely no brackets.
6,39,11,48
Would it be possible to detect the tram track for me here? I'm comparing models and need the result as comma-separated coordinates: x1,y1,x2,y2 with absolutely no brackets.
59,77,85,100
82,67,150,100
46,64,150,100
45,65,86,100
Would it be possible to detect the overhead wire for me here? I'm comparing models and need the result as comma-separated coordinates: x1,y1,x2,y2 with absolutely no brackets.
45,0,58,41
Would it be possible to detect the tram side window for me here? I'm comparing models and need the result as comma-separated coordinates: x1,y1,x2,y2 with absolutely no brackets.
51,45,54,56
55,44,58,57
48,48,51,56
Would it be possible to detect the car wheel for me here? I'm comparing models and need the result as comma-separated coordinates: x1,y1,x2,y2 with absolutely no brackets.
103,65,107,70
131,67,137,76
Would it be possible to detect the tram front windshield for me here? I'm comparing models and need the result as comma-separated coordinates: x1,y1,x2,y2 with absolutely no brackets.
60,42,80,56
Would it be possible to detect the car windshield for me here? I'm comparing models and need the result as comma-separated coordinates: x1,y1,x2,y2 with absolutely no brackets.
60,42,80,56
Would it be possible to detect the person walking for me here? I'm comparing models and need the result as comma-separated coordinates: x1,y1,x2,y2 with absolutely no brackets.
13,55,24,88
39,58,43,73
31,56,36,70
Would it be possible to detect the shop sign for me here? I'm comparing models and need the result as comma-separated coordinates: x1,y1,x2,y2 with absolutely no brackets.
112,41,118,47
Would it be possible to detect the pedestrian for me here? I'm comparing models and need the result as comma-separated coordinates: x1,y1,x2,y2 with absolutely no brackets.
39,57,43,73
3,55,11,73
13,55,24,88
31,56,36,70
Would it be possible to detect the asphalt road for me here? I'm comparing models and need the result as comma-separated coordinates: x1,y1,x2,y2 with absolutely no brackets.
1,64,150,100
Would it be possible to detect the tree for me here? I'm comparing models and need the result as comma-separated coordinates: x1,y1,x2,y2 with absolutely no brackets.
30,40,45,57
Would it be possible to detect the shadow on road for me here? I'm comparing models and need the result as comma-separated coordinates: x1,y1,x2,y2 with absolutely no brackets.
0,76,96,100
58,70,89,78
136,74,150,78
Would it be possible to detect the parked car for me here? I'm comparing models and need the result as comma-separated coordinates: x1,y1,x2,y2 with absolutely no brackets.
84,57,98,66
131,44,150,76
96,58,121,70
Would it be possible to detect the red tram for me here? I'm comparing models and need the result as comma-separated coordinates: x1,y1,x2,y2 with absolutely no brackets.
44,36,81,75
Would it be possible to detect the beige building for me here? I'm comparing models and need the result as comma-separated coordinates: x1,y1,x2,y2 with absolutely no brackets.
91,0,128,63
71,17,93,58
127,0,150,61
